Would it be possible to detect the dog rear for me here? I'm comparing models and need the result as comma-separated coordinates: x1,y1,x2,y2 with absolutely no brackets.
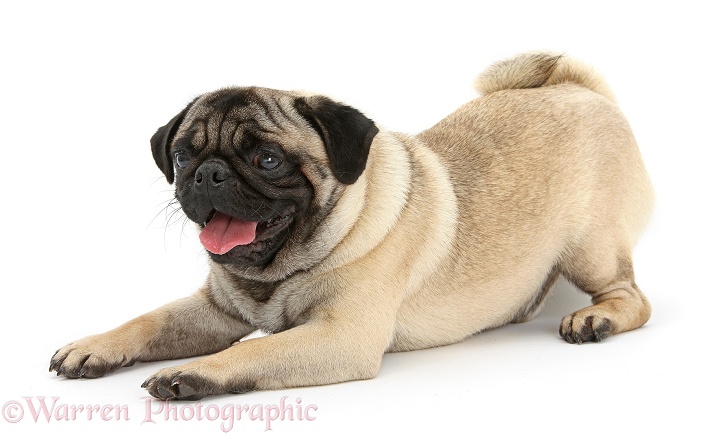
406,52,654,346
474,52,617,103
474,52,653,239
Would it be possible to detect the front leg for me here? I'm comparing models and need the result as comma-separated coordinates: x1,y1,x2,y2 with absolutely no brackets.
142,292,398,400
50,288,255,379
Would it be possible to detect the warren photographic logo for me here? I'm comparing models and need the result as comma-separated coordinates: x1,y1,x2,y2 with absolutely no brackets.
2,396,317,432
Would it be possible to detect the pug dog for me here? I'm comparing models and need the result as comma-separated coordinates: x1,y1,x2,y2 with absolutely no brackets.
50,52,654,400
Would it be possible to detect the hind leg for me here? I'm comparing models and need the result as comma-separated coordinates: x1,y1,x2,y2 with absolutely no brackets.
558,241,651,344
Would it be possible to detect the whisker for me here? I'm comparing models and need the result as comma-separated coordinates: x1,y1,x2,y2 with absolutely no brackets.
146,196,179,231
180,216,192,247
250,202,266,220
166,206,184,227
148,176,167,187
263,201,279,216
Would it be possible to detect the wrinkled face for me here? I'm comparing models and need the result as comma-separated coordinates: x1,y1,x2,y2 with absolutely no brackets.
151,87,378,280
172,90,314,268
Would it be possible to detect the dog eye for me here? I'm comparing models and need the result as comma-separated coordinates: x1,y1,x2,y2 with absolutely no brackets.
253,154,282,170
174,152,191,169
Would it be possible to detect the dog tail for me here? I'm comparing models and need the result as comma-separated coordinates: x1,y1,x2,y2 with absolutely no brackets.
474,52,616,102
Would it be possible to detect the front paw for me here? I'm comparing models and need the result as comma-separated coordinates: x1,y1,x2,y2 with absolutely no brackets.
560,310,615,344
142,366,256,401
50,334,134,379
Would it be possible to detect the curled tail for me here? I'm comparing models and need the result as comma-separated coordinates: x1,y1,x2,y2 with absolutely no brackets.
474,52,616,102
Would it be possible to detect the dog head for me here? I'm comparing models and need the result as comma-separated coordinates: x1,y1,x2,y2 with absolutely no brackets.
151,87,378,280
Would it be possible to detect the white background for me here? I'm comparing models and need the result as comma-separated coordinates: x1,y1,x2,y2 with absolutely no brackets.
1,1,703,434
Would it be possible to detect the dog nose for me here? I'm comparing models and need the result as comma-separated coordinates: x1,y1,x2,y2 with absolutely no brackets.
195,160,231,188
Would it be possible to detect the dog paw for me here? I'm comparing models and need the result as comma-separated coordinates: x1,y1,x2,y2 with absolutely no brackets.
49,335,133,379
142,366,256,401
560,311,614,344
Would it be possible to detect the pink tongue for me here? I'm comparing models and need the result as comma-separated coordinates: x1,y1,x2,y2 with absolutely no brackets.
199,211,258,255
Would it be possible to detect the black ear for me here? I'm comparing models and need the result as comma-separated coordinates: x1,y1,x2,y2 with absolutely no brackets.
294,96,379,184
150,103,193,184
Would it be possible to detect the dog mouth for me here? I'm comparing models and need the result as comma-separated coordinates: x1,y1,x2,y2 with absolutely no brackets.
198,205,295,258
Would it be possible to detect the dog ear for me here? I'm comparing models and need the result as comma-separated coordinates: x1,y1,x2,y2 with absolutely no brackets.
294,96,379,184
150,103,193,184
